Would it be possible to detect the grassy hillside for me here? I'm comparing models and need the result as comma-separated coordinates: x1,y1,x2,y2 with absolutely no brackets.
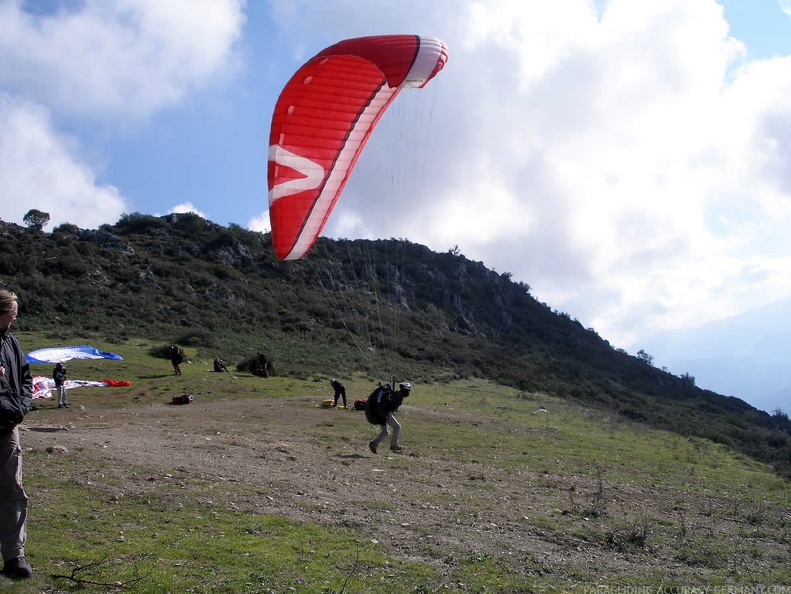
1,213,790,479
8,334,790,592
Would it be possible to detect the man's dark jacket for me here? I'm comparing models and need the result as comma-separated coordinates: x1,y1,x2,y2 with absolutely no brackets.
53,366,66,386
0,331,33,431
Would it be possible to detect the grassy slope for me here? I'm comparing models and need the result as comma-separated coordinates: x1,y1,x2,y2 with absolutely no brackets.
4,216,791,480
4,334,789,593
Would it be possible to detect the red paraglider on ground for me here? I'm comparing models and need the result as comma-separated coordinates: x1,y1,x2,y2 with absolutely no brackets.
268,34,449,261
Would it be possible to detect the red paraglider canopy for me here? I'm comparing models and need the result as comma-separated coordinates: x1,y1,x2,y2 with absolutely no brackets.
268,34,449,260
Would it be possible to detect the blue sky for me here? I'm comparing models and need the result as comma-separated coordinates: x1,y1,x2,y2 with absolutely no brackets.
2,0,791,414
721,0,791,58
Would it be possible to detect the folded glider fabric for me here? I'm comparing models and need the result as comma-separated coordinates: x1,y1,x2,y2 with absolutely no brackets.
31,376,132,399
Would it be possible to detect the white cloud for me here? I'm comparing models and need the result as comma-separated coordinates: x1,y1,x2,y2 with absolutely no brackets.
0,94,127,230
462,0,600,89
166,202,208,219
247,212,270,234
0,0,245,119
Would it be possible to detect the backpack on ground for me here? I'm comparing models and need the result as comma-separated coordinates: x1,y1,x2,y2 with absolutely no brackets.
171,392,193,405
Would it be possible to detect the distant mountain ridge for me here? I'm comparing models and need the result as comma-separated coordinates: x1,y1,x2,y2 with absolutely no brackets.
643,297,791,414
1,212,789,478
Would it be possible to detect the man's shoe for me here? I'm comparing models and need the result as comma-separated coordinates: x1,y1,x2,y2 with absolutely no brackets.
3,556,32,578
390,445,404,452
368,441,378,454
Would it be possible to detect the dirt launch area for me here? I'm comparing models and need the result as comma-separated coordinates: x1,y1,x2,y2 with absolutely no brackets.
21,393,791,587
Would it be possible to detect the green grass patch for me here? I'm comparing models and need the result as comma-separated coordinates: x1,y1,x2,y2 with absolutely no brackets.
25,451,439,593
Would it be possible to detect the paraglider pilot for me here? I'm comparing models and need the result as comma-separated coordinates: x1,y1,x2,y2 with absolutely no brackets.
213,358,228,372
330,378,347,408
366,382,411,454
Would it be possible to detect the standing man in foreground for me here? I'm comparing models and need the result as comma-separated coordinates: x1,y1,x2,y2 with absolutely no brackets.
0,290,33,579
